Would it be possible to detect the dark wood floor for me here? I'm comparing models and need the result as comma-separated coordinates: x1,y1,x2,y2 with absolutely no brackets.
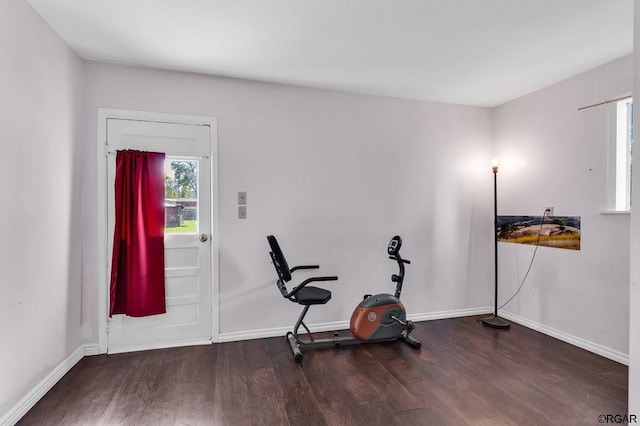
19,316,627,425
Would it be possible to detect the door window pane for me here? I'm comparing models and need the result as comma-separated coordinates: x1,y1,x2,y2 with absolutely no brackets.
164,160,198,233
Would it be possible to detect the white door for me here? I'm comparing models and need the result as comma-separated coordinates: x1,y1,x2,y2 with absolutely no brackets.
105,118,214,353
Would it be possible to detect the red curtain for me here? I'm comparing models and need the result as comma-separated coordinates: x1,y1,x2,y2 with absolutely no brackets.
110,150,166,317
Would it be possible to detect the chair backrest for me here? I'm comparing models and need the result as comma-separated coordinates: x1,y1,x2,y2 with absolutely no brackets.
267,235,292,282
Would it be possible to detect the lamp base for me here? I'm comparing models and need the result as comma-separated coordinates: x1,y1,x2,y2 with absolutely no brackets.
481,315,511,329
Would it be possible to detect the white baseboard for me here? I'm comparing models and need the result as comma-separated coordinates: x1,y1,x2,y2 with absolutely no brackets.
106,339,212,355
0,344,95,426
83,343,100,356
218,319,350,342
219,307,629,366
3,308,627,426
408,306,492,322
500,311,629,365
218,306,493,342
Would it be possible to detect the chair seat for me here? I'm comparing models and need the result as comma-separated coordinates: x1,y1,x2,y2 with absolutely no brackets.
295,286,332,305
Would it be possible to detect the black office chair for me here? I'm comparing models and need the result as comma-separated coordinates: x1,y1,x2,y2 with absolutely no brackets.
267,235,337,339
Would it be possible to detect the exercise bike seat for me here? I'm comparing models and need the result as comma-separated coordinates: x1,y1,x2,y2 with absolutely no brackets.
267,235,336,306
294,286,332,305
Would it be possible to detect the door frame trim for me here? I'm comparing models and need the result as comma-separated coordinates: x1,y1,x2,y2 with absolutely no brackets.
96,108,220,354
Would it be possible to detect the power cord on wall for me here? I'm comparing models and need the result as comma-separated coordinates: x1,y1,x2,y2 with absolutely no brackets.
497,208,551,310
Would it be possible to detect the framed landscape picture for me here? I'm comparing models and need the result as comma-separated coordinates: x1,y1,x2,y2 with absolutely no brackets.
497,215,581,250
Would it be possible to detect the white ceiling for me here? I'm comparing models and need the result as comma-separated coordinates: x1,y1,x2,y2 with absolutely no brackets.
27,0,633,107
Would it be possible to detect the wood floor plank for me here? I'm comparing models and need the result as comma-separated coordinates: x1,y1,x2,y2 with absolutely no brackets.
210,341,252,426
18,316,628,425
97,350,167,425
272,349,325,421
172,345,218,425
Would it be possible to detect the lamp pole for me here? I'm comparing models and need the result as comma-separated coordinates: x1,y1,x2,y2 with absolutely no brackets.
482,162,510,329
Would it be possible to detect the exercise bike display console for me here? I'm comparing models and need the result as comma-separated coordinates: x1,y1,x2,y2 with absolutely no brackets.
267,234,421,362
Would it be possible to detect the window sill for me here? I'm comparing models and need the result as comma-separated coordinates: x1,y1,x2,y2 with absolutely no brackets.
600,210,630,215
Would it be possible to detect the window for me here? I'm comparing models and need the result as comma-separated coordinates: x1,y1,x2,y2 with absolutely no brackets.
164,159,199,233
608,97,633,211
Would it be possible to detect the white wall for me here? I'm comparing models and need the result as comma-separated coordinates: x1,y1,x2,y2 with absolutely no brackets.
81,62,495,341
493,56,633,356
0,0,84,417
0,1,634,418
628,0,640,413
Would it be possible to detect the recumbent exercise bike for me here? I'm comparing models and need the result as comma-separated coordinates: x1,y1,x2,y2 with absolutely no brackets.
267,235,421,362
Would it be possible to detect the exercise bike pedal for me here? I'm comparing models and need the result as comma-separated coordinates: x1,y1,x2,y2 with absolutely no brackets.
401,329,422,349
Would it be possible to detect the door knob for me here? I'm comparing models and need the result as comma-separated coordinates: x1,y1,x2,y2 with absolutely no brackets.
199,233,208,242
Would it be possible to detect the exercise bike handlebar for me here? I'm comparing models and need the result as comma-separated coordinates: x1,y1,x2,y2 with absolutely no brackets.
389,255,411,264
290,265,320,272
389,247,410,298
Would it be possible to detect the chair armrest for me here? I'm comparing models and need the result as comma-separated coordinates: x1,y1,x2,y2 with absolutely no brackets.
287,276,338,298
290,265,320,273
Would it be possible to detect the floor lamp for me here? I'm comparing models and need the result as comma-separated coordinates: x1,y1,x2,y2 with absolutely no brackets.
482,160,510,329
